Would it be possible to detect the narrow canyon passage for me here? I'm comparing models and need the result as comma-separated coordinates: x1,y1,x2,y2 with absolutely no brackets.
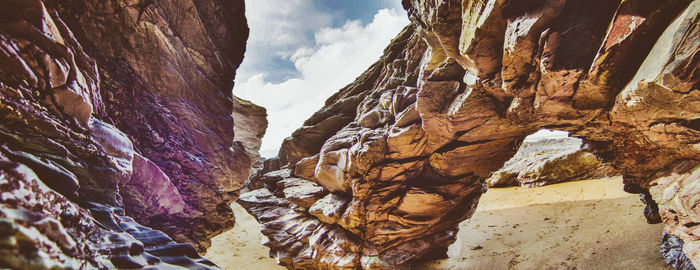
1,0,697,269
206,203,284,270
208,177,667,269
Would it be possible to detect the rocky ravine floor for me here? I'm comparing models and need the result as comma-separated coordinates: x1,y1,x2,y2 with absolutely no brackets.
208,177,668,269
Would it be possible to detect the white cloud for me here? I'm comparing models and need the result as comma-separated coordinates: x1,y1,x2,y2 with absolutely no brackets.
235,8,409,158
244,0,331,46
237,0,334,82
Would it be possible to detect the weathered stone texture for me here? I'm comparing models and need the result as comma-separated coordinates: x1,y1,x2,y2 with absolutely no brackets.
39,0,253,250
242,0,699,268
233,96,268,169
0,154,220,269
486,135,616,188
662,232,698,270
1,0,255,267
652,165,700,267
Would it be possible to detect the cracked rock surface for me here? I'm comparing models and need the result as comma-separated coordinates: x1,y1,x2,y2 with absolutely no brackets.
1,0,255,267
242,0,700,268
486,134,617,188
42,0,254,251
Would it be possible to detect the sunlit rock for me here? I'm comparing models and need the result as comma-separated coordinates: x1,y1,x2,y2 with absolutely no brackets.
486,134,616,188
243,0,700,268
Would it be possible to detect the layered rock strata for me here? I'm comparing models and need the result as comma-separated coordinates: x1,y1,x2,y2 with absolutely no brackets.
486,134,616,188
233,96,268,171
242,0,700,268
1,0,252,267
652,165,700,267
0,154,219,269
662,232,698,270
39,0,252,250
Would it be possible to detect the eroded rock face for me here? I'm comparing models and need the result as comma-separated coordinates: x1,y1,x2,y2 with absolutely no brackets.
1,0,254,267
39,0,252,250
233,96,268,169
242,0,699,268
242,26,483,269
486,134,616,188
0,154,219,269
652,165,700,267
662,232,698,270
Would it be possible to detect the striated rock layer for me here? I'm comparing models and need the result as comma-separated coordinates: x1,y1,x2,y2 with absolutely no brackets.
662,232,698,270
652,165,700,268
0,154,219,269
0,0,254,267
233,96,268,171
241,0,700,268
485,134,617,188
41,0,252,250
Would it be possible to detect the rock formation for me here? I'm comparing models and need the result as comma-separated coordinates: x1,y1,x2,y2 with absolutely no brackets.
233,96,268,170
662,232,698,270
0,0,255,267
653,166,700,268
42,0,252,251
1,0,697,268
0,154,220,269
485,133,616,188
241,0,700,269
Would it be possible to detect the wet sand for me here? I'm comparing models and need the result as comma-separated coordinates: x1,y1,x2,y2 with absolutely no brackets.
207,177,668,270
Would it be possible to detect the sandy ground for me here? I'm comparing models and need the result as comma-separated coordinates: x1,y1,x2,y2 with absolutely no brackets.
207,177,668,270
417,176,668,270
205,203,284,270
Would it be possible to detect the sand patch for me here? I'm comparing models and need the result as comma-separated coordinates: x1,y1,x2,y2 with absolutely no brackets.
205,203,284,270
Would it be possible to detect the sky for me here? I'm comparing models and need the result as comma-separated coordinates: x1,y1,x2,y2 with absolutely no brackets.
234,0,409,157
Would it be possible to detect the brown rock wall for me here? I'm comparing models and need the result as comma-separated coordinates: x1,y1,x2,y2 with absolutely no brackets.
1,0,257,267
41,0,253,250
242,0,699,268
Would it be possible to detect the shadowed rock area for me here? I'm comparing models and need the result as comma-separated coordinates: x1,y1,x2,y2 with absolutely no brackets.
0,155,219,269
241,0,699,268
0,0,258,267
42,0,255,251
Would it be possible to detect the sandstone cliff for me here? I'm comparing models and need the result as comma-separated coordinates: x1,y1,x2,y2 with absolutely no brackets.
44,0,251,251
0,0,256,267
233,96,268,170
241,0,700,268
